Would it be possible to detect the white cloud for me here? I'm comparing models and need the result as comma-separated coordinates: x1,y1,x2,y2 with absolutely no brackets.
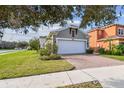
2,20,81,42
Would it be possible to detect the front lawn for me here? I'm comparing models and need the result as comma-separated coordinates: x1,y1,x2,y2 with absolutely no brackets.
103,55,124,61
0,50,74,79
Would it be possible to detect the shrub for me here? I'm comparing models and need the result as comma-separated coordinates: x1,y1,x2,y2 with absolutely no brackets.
86,48,94,54
29,38,40,51
105,50,112,55
45,42,52,54
45,42,58,54
98,48,105,54
40,48,50,56
49,54,61,60
40,54,61,60
115,50,122,55
52,44,58,54
104,45,124,55
40,55,50,60
115,44,124,53
107,45,123,55
98,45,124,55
111,49,123,55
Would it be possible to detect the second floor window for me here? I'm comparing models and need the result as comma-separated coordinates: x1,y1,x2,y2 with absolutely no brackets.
117,28,124,36
69,28,78,37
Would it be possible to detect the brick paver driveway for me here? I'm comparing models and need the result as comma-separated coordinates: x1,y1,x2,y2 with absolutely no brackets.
63,54,124,69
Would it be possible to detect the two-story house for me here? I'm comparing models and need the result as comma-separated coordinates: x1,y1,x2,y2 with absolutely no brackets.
39,25,88,54
88,24,124,50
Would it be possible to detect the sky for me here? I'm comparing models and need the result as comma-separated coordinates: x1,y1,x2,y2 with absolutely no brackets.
2,20,81,42
2,6,124,42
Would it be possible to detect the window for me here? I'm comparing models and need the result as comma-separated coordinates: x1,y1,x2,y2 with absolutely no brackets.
117,28,124,36
118,29,121,35
69,28,78,37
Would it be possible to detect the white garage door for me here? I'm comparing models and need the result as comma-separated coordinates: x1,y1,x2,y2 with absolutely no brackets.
57,39,86,54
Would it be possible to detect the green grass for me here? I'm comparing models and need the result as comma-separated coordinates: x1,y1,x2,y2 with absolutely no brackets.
59,80,102,88
103,55,124,61
0,50,74,79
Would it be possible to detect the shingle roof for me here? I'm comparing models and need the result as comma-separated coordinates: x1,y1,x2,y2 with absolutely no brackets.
88,24,124,33
50,26,87,36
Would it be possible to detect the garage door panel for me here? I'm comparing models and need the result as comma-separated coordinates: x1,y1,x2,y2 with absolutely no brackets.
57,39,86,54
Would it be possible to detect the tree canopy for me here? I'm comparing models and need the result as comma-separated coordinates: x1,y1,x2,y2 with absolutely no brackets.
0,5,121,32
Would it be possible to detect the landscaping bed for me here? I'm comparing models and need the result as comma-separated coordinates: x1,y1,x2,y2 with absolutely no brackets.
59,80,102,88
0,50,74,79
103,55,124,61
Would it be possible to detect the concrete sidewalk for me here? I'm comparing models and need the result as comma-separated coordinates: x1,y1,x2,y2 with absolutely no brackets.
1,65,124,88
83,65,124,88
0,50,25,55
0,70,95,88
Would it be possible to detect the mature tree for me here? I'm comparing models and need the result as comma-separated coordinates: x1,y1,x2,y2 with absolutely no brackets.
0,5,119,34
79,6,117,28
0,31,3,41
0,41,17,49
0,6,73,29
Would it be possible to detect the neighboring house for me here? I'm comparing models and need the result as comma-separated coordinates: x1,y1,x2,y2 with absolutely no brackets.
39,25,88,54
88,24,124,50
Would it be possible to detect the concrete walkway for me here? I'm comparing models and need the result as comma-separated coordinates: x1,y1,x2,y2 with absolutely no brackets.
1,65,124,88
63,55,124,69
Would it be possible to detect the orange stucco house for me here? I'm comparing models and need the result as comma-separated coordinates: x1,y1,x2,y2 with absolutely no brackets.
88,24,124,51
